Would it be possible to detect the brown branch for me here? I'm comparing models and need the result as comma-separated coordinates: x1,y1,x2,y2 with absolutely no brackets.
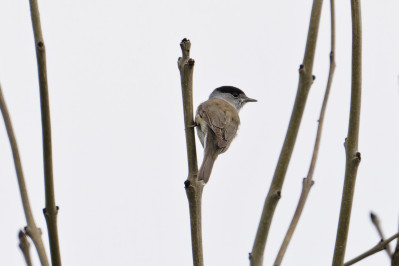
273,0,335,264
370,212,393,257
344,232,399,266
392,238,399,266
249,1,324,265
392,216,399,266
19,230,33,266
0,84,49,266
332,0,362,265
27,0,61,265
178,38,204,266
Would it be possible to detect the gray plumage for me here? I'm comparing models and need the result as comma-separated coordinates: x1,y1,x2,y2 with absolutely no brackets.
195,86,256,183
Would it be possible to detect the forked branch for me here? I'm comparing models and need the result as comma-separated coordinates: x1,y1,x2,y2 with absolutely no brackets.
250,1,324,265
344,232,399,266
274,0,335,264
0,84,49,266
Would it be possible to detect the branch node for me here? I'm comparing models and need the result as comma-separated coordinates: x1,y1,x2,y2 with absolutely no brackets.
188,58,195,67
274,190,282,199
354,152,361,162
37,41,44,49
299,64,305,73
312,75,316,81
184,180,191,188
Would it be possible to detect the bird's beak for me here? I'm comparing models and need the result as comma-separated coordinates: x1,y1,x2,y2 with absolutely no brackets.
244,97,257,103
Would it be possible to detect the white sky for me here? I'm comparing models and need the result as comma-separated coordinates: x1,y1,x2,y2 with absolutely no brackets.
0,1,399,265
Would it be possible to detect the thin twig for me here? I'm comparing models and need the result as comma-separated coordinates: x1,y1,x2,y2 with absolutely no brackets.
249,1,324,265
344,232,399,266
392,240,399,266
19,230,33,266
0,84,49,266
178,38,204,266
392,216,399,266
332,0,362,265
370,212,393,257
273,1,335,265
27,0,61,265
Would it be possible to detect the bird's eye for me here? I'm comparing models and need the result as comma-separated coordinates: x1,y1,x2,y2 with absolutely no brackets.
232,93,239,98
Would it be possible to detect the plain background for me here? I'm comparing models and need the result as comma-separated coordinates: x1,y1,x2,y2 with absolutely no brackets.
0,1,398,265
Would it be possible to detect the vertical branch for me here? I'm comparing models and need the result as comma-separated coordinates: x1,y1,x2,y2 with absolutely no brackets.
177,38,204,266
0,84,49,266
249,1,324,265
19,230,33,266
28,0,61,265
274,1,336,263
332,0,362,265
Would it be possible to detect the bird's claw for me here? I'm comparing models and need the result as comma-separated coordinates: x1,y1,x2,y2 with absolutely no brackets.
188,122,198,128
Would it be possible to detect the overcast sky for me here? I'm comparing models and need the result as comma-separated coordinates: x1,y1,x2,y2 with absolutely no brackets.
1,1,399,266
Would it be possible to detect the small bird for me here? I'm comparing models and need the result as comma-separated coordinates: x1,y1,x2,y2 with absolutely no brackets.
195,86,257,183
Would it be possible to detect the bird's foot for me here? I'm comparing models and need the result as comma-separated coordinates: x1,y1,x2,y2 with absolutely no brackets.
188,122,198,128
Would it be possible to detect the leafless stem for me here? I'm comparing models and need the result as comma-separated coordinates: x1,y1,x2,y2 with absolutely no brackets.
392,217,399,266
28,0,61,265
273,1,335,265
370,212,393,257
0,84,49,266
332,0,362,265
344,232,399,266
178,38,204,266
19,230,33,266
249,1,324,265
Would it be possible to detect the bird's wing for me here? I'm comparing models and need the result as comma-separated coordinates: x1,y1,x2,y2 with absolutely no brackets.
197,98,240,150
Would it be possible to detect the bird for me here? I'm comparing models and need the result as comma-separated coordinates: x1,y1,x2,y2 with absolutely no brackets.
195,86,257,183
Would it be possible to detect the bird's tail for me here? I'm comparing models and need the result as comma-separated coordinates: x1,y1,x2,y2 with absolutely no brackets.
198,133,219,183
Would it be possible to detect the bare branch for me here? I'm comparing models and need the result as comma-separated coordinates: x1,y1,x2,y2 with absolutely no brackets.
273,0,335,264
249,1,324,265
0,84,49,266
370,212,393,257
344,232,399,266
27,0,61,265
19,230,32,266
392,216,399,266
392,240,399,266
178,38,204,266
332,0,362,265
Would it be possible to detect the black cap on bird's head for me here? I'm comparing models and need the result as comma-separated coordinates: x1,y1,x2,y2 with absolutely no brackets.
209,86,257,110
